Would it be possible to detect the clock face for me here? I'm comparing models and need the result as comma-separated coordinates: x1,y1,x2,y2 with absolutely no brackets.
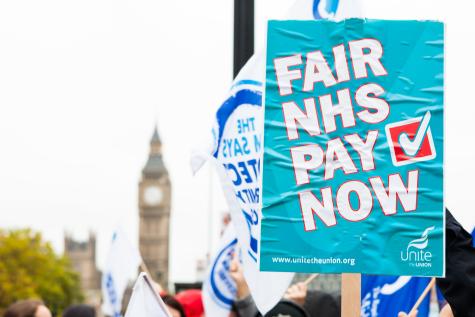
144,186,163,206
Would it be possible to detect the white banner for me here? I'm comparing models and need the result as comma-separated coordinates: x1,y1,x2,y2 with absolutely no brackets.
202,225,238,317
124,273,171,317
102,228,142,317
192,0,362,314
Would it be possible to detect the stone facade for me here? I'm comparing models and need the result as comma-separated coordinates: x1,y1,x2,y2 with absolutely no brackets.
64,233,101,307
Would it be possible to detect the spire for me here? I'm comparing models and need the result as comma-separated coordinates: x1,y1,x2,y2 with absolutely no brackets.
142,125,166,179
151,124,161,144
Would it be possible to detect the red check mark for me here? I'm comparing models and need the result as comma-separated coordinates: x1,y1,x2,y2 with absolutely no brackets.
398,111,431,156
385,111,436,166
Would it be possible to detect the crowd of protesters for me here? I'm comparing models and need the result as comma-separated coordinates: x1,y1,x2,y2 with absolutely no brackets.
3,210,474,317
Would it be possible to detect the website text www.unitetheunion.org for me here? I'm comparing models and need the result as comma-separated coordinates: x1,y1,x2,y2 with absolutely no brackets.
271,256,356,266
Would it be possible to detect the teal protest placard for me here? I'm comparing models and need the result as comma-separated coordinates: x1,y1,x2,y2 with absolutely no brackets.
261,19,444,276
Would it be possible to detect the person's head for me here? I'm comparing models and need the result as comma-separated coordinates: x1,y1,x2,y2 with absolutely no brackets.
4,300,52,317
263,300,308,317
62,305,96,317
161,295,186,317
175,290,204,317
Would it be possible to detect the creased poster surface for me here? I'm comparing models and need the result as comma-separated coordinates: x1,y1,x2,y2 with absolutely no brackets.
261,19,444,276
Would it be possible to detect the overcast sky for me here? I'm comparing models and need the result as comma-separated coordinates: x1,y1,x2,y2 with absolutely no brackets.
0,0,474,284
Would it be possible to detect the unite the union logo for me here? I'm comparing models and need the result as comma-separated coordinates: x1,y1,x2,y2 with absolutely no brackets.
400,226,435,268
208,238,238,309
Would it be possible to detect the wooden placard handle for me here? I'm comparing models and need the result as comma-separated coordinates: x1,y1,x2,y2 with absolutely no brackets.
341,273,361,317
408,278,436,315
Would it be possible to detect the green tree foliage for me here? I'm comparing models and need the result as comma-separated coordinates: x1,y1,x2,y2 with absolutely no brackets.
0,229,83,316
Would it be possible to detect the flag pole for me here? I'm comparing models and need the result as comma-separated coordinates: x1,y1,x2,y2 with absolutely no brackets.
303,273,319,286
141,274,173,317
233,0,254,78
208,164,213,261
140,261,164,294
408,278,436,315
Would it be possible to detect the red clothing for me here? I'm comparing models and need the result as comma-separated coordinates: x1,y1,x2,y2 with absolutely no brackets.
176,289,204,317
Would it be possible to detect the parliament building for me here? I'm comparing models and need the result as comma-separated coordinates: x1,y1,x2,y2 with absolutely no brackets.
65,125,172,307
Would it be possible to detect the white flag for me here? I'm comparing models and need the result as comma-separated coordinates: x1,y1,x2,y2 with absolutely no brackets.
124,273,171,317
102,228,143,317
192,0,362,314
202,225,238,317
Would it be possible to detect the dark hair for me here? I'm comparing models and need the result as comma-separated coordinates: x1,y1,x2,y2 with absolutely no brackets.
264,300,309,317
161,295,186,317
4,300,44,317
62,305,96,317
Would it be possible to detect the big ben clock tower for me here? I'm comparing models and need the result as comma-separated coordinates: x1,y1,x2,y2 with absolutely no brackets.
139,126,171,288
